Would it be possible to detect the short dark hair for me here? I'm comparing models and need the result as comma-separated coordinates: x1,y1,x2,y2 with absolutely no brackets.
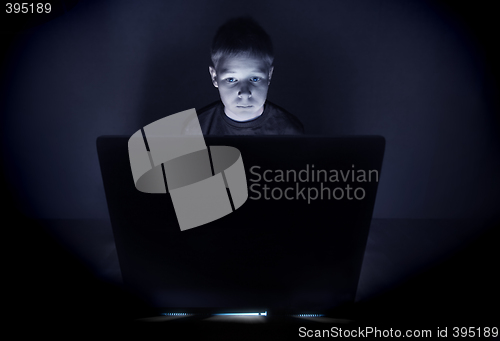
211,17,274,69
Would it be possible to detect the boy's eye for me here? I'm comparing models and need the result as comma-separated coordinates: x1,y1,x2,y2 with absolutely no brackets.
226,78,236,83
250,77,260,82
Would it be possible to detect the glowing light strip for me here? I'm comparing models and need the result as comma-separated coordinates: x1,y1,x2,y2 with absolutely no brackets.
214,311,267,316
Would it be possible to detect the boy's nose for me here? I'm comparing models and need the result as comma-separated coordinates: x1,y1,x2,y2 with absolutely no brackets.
237,86,252,98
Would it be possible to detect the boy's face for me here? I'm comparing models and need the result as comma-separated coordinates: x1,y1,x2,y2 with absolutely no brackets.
209,54,273,120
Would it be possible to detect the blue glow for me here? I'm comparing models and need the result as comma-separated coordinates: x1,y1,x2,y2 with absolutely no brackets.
295,313,324,317
215,311,267,316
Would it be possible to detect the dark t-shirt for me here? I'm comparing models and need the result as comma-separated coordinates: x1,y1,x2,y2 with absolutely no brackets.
185,101,304,135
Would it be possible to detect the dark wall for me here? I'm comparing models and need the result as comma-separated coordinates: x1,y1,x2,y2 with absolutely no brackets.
1,0,499,220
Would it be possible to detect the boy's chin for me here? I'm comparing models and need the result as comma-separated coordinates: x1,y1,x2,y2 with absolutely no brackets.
223,102,265,120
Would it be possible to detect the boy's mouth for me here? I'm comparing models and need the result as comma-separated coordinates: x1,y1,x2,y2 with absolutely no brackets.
236,105,253,108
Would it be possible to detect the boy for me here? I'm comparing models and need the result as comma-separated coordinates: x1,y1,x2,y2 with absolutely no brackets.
185,17,304,135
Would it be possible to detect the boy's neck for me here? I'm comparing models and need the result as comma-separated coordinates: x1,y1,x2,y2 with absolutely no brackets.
224,105,264,122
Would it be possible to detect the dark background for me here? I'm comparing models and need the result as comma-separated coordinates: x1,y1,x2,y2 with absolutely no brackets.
1,0,499,335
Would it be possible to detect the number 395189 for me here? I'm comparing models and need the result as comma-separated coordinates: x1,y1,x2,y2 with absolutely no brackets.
6,3,52,14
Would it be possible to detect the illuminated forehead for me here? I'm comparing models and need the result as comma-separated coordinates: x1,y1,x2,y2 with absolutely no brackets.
216,54,271,75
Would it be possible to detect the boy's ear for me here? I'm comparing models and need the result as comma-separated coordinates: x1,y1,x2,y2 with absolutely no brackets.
268,66,274,85
209,66,218,88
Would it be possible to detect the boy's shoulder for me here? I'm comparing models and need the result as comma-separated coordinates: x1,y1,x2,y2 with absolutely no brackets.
182,102,220,135
197,101,223,119
263,101,304,134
